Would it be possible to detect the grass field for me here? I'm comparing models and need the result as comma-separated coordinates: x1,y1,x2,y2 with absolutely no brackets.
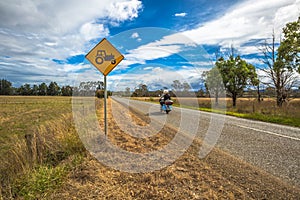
134,97,300,127
1,96,299,199
0,96,85,199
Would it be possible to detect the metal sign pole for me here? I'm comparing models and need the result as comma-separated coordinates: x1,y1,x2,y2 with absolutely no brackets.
104,75,107,139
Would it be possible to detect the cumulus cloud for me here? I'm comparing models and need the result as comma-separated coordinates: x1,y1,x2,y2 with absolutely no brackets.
80,22,109,42
108,0,143,21
182,0,300,51
0,0,142,86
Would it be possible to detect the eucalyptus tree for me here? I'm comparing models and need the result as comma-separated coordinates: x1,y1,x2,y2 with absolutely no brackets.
216,55,259,107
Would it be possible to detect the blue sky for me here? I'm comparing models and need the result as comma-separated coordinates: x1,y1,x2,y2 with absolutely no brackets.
0,0,299,91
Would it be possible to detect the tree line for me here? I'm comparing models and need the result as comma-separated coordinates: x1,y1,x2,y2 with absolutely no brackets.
0,80,73,96
0,80,114,98
0,80,103,97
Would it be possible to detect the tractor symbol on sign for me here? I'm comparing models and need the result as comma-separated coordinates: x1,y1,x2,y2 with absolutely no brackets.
95,50,116,65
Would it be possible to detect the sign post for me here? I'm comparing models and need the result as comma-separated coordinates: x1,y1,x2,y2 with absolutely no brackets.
104,75,107,138
85,38,124,138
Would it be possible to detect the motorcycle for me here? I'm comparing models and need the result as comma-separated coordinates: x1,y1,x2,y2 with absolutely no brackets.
161,100,173,114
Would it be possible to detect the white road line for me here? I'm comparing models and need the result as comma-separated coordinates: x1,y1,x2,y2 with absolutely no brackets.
236,125,300,141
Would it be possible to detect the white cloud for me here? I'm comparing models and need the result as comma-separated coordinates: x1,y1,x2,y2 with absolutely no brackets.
1,0,299,87
0,0,143,85
80,22,109,42
243,58,262,66
121,31,198,66
109,66,207,91
182,0,300,50
175,13,187,17
108,0,143,22
131,32,142,42
118,0,299,72
238,45,262,56
125,45,181,65
131,32,140,39
144,66,153,70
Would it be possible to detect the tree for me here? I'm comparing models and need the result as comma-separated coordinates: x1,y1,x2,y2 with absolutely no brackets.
61,85,73,96
277,16,300,73
259,33,297,107
171,80,183,91
196,89,205,97
97,81,104,90
132,84,149,97
182,81,191,92
217,55,259,107
32,84,39,95
17,84,32,95
76,81,103,96
204,66,224,105
0,79,12,95
125,87,131,97
38,83,48,95
47,82,60,96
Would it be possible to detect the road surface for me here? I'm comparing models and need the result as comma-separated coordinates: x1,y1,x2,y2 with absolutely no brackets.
111,96,300,186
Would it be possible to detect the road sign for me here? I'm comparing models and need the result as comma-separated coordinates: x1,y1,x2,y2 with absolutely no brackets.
85,38,124,139
85,38,124,76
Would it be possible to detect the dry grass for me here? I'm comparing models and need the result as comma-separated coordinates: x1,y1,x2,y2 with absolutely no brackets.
50,98,300,199
0,96,85,199
134,97,300,127
50,98,245,199
1,96,299,199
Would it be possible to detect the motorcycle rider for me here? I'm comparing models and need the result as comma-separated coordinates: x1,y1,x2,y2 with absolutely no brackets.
163,89,171,102
160,90,172,113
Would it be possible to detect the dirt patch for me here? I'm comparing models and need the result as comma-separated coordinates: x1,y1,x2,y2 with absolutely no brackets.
51,99,300,199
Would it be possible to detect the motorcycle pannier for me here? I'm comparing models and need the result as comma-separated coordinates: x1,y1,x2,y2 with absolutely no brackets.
165,100,173,105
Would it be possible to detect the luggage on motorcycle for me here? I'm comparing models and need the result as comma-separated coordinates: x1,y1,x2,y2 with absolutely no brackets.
165,100,173,105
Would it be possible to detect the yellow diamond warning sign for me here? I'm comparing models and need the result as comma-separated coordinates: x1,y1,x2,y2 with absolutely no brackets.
85,38,124,76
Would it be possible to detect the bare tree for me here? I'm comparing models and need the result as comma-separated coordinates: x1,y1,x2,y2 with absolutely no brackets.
204,66,224,105
259,33,297,107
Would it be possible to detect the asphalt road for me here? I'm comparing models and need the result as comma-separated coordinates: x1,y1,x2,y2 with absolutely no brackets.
111,97,300,186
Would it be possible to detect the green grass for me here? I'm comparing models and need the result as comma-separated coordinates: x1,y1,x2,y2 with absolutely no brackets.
195,108,298,127
14,165,67,200
183,105,300,128
235,112,300,127
13,153,85,200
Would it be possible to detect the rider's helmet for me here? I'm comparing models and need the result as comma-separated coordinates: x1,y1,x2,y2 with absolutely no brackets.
163,90,169,94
